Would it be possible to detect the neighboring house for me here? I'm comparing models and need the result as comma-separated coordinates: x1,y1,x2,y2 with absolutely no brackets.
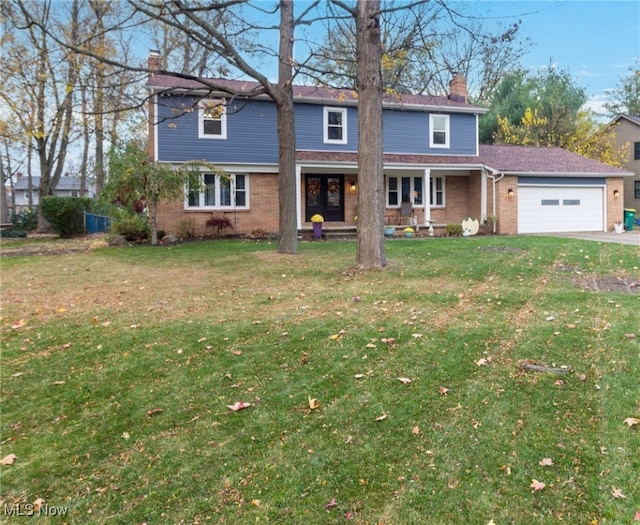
12,175,95,213
147,56,630,236
609,114,640,212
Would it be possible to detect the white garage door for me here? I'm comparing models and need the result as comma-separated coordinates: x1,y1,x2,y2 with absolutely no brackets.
518,185,604,234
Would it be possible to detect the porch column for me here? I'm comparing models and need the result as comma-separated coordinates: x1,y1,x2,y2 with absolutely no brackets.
480,169,488,222
423,168,431,227
296,164,302,230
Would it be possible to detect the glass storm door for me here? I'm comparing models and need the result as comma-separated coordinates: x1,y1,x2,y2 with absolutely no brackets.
305,175,344,222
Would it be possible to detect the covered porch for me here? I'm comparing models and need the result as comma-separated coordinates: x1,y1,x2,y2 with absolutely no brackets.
296,160,497,235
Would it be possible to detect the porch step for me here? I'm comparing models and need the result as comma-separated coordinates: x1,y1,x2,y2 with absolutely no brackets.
299,227,357,239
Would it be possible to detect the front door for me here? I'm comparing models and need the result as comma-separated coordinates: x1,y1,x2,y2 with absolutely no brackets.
305,174,344,222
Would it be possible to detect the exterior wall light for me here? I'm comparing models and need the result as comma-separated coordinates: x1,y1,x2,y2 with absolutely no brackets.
507,188,514,198
349,182,358,193
613,189,620,198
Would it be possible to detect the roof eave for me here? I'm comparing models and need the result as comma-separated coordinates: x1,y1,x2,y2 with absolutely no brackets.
497,170,633,177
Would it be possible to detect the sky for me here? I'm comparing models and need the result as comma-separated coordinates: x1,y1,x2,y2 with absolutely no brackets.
465,1,640,114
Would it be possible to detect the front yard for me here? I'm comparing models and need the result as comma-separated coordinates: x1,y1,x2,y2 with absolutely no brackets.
1,236,638,524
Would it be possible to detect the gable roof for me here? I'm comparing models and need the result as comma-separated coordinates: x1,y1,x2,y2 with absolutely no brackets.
615,114,640,126
147,73,486,114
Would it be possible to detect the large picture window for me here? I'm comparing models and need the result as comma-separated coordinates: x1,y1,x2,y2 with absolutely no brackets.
429,114,450,148
187,173,247,209
324,107,348,144
198,99,227,139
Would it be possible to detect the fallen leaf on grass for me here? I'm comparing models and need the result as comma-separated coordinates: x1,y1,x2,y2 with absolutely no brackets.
530,479,546,491
411,426,420,435
146,408,163,417
634,510,640,520
611,487,626,499
623,417,640,427
11,319,26,329
52,381,66,385
539,457,554,467
375,413,387,422
354,374,365,379
33,498,45,512
476,358,489,366
226,401,251,411
308,396,320,410
1,454,17,465
398,377,412,384
325,498,337,510
625,333,636,339
439,386,450,395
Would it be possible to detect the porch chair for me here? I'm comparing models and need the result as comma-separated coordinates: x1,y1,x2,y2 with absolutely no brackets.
400,200,418,231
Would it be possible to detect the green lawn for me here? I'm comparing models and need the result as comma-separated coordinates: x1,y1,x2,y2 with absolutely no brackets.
1,236,638,524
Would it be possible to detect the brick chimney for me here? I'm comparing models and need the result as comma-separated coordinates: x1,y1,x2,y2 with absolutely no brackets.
148,49,163,72
448,72,467,103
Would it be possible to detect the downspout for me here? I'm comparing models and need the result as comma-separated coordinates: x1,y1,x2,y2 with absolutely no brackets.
483,166,503,234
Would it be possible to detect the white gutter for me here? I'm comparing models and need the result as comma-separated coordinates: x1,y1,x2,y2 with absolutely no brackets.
482,165,503,234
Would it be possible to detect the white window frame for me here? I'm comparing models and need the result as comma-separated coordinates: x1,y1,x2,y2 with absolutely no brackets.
198,99,227,139
386,176,425,207
186,173,248,210
429,114,450,149
430,175,445,207
323,107,348,144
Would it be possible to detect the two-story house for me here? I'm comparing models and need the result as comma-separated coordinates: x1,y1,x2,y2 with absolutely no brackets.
609,114,640,212
147,54,629,237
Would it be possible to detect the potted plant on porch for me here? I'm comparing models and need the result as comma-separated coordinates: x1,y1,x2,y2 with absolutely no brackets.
311,214,324,238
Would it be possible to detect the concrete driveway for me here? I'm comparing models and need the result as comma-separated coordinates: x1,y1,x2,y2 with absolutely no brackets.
543,230,640,246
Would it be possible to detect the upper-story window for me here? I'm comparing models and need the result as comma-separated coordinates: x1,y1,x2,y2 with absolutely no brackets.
199,99,227,139
429,114,450,148
324,107,347,144
634,141,640,160
187,173,247,209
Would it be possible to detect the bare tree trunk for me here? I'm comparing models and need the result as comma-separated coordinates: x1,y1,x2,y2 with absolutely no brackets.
0,156,9,224
355,0,386,269
276,0,297,255
90,0,106,196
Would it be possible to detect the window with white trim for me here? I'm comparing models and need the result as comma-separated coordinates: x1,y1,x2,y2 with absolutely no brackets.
429,114,450,148
187,173,247,209
199,99,227,139
324,107,347,144
430,176,444,206
386,176,424,207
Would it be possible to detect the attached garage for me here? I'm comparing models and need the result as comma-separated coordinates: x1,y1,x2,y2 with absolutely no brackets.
517,177,606,234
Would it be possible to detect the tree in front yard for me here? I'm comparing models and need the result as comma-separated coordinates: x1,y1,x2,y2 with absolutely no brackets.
104,141,202,245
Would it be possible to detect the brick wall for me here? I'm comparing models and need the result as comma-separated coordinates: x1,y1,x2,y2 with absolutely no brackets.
157,172,280,236
495,176,518,235
607,177,625,231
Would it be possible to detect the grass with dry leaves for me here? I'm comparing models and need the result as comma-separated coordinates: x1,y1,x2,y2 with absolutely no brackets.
1,235,639,524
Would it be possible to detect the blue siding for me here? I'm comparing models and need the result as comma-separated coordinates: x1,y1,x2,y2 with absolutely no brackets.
383,111,477,155
295,104,359,151
156,95,279,163
156,94,479,163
